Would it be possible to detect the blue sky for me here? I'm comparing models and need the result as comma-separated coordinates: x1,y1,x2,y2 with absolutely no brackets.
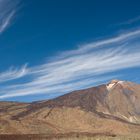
0,0,140,102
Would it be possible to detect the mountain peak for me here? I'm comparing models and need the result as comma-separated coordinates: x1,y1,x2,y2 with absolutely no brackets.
110,79,124,84
106,79,125,91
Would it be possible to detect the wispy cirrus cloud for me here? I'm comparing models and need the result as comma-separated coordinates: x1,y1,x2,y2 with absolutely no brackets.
0,28,140,100
0,0,20,34
117,16,140,26
0,64,28,83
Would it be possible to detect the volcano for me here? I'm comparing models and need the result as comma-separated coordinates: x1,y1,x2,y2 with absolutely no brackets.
0,80,140,137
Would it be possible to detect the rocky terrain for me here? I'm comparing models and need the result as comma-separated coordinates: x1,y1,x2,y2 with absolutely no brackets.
0,80,140,139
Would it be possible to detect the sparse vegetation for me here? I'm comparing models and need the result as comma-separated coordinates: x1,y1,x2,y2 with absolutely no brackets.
0,134,140,140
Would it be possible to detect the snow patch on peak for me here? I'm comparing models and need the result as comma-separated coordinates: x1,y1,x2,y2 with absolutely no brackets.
106,80,125,91
106,83,116,90
118,81,125,84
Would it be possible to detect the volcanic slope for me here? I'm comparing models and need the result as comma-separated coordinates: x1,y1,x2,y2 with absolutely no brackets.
1,80,140,136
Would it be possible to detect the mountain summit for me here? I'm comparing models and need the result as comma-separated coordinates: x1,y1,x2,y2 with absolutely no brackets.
0,80,140,136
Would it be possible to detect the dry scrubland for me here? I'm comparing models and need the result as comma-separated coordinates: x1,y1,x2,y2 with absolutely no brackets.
0,134,140,140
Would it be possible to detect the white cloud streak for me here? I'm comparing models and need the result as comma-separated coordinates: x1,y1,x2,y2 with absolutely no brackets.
118,16,140,26
0,28,140,100
0,0,20,34
0,64,28,83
